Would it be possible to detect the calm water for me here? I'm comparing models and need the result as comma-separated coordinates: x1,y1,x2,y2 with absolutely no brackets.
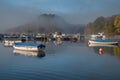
0,41,120,80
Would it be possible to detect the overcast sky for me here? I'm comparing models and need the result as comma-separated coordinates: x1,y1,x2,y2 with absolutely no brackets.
0,0,120,32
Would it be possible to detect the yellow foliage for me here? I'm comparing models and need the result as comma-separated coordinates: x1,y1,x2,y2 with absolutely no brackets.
114,14,120,33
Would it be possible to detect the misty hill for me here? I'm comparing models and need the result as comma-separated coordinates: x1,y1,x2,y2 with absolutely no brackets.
7,14,85,34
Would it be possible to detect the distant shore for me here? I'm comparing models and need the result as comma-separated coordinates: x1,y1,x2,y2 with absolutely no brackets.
107,35,120,39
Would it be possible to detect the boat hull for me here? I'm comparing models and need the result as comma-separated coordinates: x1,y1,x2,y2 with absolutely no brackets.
13,43,45,52
13,46,39,52
88,43,118,47
89,40,118,45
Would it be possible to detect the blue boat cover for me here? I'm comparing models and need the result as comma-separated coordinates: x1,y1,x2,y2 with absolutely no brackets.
91,39,117,42
14,42,45,47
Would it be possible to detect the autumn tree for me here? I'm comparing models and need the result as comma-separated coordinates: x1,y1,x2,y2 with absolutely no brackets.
104,15,116,35
114,14,120,34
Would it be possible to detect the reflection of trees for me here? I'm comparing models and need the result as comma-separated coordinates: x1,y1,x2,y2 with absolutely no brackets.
93,47,114,55
113,47,120,59
92,46,120,59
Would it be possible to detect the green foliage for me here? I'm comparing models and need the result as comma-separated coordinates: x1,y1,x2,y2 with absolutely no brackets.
85,16,106,35
85,14,119,35
114,14,120,33
104,25,115,35
113,47,120,59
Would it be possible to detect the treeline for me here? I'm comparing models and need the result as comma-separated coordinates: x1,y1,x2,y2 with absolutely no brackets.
85,14,120,36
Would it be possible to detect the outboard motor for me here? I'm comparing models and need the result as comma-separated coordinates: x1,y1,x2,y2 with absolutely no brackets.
37,44,46,51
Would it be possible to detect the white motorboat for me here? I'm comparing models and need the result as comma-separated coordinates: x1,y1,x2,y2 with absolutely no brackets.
88,40,118,45
13,42,45,52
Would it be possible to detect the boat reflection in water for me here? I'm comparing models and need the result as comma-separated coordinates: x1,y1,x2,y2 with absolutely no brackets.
88,43,119,55
88,43,118,47
13,49,45,58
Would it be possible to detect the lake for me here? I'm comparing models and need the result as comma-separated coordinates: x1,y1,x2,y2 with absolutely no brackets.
0,41,120,80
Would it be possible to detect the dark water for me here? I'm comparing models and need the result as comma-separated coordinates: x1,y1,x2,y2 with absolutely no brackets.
0,41,120,80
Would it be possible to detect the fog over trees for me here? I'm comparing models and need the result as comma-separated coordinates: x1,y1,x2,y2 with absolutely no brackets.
7,14,85,34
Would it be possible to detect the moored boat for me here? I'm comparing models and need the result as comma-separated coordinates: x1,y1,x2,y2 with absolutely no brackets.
3,38,22,46
13,43,45,52
88,39,118,45
88,43,118,47
90,32,106,40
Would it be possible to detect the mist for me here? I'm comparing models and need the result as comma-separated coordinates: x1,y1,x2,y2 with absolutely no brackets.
0,0,120,33
0,6,42,33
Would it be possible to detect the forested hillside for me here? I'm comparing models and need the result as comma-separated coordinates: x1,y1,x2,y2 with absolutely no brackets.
85,14,120,36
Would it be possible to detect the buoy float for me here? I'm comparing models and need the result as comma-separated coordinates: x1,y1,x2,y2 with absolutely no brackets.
99,48,104,54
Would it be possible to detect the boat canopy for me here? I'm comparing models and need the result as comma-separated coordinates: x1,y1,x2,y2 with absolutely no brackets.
14,43,45,48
